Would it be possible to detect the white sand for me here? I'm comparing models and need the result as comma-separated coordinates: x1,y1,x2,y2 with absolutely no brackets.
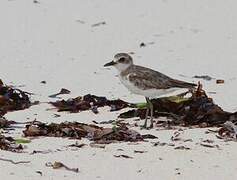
1,0,237,179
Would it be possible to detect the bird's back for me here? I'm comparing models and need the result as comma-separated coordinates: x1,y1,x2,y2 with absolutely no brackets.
121,65,196,90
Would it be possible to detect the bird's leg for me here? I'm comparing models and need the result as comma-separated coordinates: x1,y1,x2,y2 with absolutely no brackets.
146,98,154,129
149,99,154,128
142,97,150,129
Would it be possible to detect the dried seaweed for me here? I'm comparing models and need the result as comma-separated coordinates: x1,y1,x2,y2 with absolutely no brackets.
0,117,14,128
23,121,144,143
217,121,237,140
0,79,32,116
50,84,237,127
0,135,23,152
50,94,130,113
119,84,237,127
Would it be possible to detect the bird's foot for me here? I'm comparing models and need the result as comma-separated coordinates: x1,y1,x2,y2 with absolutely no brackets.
140,124,149,130
149,123,154,129
140,121,154,130
141,125,153,130
141,118,149,129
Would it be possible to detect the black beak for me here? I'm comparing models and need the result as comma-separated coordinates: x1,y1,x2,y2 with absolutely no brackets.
104,61,117,67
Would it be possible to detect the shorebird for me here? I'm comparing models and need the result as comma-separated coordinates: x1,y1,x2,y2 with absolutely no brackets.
104,53,196,129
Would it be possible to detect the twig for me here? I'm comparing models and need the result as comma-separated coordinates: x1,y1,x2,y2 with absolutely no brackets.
0,157,30,164
91,21,106,27
46,162,79,173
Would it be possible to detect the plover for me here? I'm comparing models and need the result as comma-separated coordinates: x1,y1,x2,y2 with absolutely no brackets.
104,53,196,129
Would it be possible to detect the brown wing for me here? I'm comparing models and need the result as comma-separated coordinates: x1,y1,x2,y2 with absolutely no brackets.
169,78,197,89
127,65,196,90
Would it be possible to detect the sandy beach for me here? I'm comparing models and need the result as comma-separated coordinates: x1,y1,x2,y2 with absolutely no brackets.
1,0,237,179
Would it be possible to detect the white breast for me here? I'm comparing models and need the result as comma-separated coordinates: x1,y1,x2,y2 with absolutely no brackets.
119,75,188,98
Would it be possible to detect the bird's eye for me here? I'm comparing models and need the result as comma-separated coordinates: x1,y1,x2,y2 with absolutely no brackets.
118,57,126,62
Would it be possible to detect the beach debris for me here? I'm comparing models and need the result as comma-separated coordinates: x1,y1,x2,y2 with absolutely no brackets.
40,80,46,84
202,139,215,143
45,161,79,173
0,157,30,164
23,121,145,143
170,131,192,142
50,94,129,113
68,142,86,148
193,75,213,81
200,143,220,149
49,84,236,127
119,83,237,127
53,113,61,118
208,91,217,94
91,105,99,114
0,135,23,152
91,21,106,27
30,150,52,155
117,148,124,151
90,143,106,148
137,169,142,173
205,129,219,134
0,79,32,116
199,139,220,148
134,150,147,153
171,131,182,141
0,117,13,128
216,79,225,84
33,0,40,4
175,170,181,175
153,141,175,147
174,146,191,150
48,88,71,98
75,19,85,24
183,139,193,142
140,42,146,47
153,142,166,146
96,120,115,124
114,154,133,159
217,121,237,140
35,171,43,176
141,134,158,139
140,42,155,48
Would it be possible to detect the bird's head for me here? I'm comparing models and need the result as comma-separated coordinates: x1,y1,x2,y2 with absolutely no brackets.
104,53,133,71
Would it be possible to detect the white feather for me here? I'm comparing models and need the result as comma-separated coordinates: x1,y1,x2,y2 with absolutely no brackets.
119,75,188,98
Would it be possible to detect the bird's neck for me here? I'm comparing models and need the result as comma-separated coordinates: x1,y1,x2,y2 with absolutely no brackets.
119,65,133,76
115,63,133,72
